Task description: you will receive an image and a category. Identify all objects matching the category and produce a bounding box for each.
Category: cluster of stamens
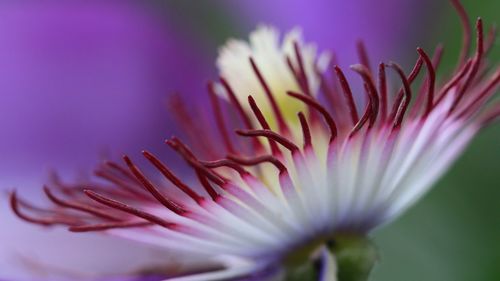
[10,0,499,261]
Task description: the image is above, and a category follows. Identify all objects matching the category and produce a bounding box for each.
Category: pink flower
[11,1,498,280]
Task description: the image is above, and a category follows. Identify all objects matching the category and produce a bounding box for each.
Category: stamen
[10,191,81,226]
[416,48,436,116]
[14,194,61,214]
[431,44,445,71]
[315,63,338,113]
[298,112,312,149]
[228,155,287,174]
[219,77,254,130]
[288,47,320,124]
[43,186,123,221]
[48,176,131,201]
[411,45,444,117]
[287,91,338,141]
[70,221,152,232]
[249,57,289,133]
[248,96,282,156]
[320,54,347,118]
[94,170,151,201]
[388,57,423,122]
[169,94,217,159]
[356,40,372,74]
[451,0,471,69]
[480,103,500,127]
[349,102,372,137]
[435,59,473,106]
[48,171,88,192]
[484,24,497,55]
[195,170,219,201]
[450,18,484,113]
[103,161,140,183]
[123,155,186,215]
[208,81,236,155]
[247,96,273,130]
[286,56,299,79]
[201,159,248,176]
[167,137,196,158]
[167,138,227,186]
[293,41,312,97]
[142,151,204,204]
[84,190,177,230]
[333,66,359,125]
[459,69,500,117]
[378,63,388,121]
[387,62,413,128]
[350,64,380,126]
[236,129,299,152]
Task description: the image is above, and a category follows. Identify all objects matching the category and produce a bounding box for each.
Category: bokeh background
[0,0,497,280]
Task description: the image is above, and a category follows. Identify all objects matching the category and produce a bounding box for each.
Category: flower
[11,1,499,280]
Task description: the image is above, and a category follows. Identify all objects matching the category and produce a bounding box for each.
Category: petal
[166,257,283,281]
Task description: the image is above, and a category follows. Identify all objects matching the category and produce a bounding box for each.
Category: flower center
[284,237,327,267]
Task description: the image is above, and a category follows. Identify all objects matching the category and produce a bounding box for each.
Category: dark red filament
[219,77,254,130]
[228,154,287,174]
[350,64,379,126]
[123,155,186,215]
[417,48,436,115]
[142,150,204,204]
[378,63,388,121]
[236,129,299,152]
[249,57,290,134]
[287,91,338,142]
[70,221,152,233]
[84,190,176,230]
[449,18,484,113]
[43,186,123,221]
[451,0,471,70]
[334,65,359,124]
[208,81,236,155]
[387,62,413,128]
[248,95,282,156]
[356,40,372,74]
[167,138,227,187]
[201,159,248,176]
[388,57,423,122]
[298,112,312,148]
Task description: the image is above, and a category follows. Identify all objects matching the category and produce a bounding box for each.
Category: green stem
[329,235,378,281]
[284,235,377,281]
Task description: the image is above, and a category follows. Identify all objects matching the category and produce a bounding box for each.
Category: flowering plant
[11,0,498,280]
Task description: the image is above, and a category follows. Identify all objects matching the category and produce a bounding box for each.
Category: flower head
[11,1,499,280]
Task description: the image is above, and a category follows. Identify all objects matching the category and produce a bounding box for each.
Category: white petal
[166,257,283,281]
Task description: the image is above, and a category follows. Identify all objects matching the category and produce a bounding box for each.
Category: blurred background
[0,0,497,280]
